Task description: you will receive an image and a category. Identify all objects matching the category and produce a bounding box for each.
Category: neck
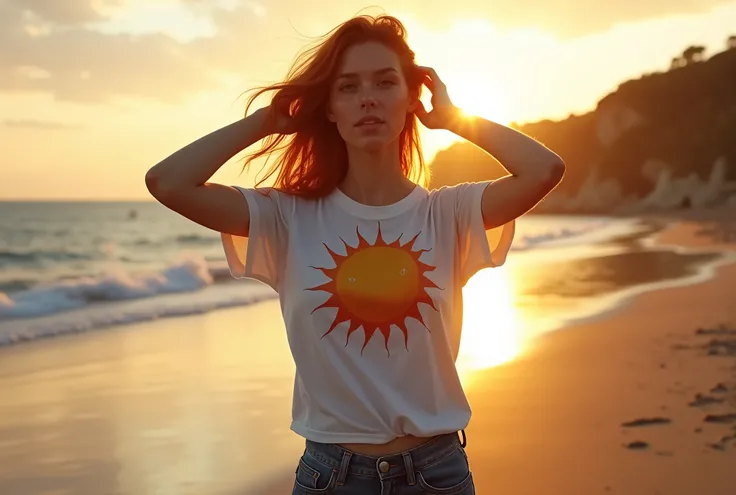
[340,141,415,206]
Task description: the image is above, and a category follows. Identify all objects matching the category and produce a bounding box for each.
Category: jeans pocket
[416,446,474,494]
[293,450,337,494]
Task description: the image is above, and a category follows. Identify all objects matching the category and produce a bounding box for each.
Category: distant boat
[128,209,137,220]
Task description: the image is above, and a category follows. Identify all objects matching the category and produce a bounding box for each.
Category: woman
[146,14,564,495]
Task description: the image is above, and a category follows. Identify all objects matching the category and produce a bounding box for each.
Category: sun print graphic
[306,225,441,355]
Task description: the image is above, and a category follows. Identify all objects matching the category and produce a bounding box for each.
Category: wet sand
[1,213,735,494]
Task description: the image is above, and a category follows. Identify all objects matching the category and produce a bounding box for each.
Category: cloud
[3,118,82,129]
[6,0,121,25]
[0,0,731,104]
[0,0,222,102]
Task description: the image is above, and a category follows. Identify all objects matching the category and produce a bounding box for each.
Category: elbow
[529,157,565,197]
[544,156,566,189]
[145,167,177,201]
[144,168,162,198]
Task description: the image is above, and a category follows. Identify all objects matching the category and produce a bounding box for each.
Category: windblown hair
[242,14,427,198]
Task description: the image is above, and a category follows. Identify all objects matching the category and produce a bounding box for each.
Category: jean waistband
[304,430,466,483]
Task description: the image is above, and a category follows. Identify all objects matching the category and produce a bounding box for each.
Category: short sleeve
[451,181,515,285]
[220,187,291,290]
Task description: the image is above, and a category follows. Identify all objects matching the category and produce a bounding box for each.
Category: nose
[360,90,378,109]
[360,97,377,109]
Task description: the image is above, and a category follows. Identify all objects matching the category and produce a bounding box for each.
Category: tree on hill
[728,35,736,50]
[682,45,706,64]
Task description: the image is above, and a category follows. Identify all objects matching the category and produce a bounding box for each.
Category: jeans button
[378,461,390,473]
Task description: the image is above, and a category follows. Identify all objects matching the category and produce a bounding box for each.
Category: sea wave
[0,257,222,320]
[511,217,644,251]
[0,283,277,347]
[0,248,94,265]
[0,216,647,347]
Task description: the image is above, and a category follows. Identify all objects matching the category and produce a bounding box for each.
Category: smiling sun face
[306,226,439,355]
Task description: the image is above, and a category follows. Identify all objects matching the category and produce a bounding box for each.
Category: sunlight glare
[448,77,512,126]
[456,265,521,373]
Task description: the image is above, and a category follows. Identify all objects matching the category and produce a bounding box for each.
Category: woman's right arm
[145,108,271,237]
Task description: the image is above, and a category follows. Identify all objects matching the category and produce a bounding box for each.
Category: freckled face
[327,42,416,151]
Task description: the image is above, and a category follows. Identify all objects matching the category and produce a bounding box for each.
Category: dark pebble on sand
[622,417,672,427]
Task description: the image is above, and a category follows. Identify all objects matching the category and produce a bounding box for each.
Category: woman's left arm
[415,67,566,229]
[446,115,566,229]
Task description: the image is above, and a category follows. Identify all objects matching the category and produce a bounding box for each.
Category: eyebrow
[335,67,399,80]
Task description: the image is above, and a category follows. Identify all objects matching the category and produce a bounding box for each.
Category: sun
[306,225,440,355]
[445,77,512,125]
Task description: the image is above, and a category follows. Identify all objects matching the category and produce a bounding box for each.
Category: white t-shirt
[221,182,515,444]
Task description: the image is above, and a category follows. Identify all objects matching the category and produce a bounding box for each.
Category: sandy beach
[1,212,735,495]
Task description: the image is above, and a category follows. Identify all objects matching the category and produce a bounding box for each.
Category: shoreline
[503,215,731,347]
[540,219,736,333]
[0,214,725,354]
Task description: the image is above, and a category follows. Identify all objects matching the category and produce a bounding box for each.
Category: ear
[407,97,419,114]
[325,104,336,122]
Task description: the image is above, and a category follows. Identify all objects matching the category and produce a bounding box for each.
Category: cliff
[428,41,736,214]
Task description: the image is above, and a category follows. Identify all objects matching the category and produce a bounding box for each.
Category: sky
[1,0,735,200]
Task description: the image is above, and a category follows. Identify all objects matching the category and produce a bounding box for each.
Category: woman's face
[327,41,417,152]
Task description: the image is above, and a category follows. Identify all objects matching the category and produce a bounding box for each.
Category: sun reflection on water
[456,265,522,376]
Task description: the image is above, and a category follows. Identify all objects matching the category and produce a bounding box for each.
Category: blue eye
[340,84,356,92]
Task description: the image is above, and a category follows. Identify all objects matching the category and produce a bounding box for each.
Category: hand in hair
[414,66,462,130]
[258,104,297,135]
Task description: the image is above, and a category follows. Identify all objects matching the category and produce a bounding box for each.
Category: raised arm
[447,116,565,229]
[145,107,279,237]
[415,66,565,229]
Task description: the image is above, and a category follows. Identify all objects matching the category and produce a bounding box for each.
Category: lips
[355,116,384,127]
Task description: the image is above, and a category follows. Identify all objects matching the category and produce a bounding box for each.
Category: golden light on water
[456,265,522,373]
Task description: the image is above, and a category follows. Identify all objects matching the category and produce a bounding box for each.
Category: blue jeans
[292,431,474,495]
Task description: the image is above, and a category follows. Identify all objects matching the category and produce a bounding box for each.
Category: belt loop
[459,429,467,448]
[336,450,352,486]
[402,452,416,486]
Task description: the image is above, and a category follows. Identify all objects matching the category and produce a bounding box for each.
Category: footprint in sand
[621,417,672,427]
[695,327,736,336]
[688,393,725,407]
[710,383,729,394]
[624,440,649,450]
[703,413,736,424]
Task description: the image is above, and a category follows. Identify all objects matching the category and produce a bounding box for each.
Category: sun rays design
[306,224,440,355]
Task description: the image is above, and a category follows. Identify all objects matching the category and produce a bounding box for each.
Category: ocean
[0,200,654,347]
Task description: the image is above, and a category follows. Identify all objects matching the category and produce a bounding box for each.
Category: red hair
[242,14,427,199]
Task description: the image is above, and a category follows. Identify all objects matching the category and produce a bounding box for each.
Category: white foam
[0,257,215,319]
[512,216,649,252]
[0,282,278,347]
